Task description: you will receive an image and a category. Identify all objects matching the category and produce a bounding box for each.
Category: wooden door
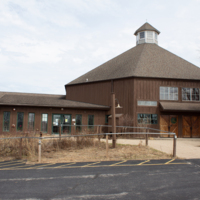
[160,115,178,137]
[192,116,200,137]
[160,115,169,137]
[170,115,178,137]
[182,116,191,137]
[183,116,200,138]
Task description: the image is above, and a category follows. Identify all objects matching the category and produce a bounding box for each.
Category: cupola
[134,22,160,45]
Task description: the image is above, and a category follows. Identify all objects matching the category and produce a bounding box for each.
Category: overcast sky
[0,0,200,94]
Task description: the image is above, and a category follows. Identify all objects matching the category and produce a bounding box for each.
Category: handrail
[0,131,175,140]
[59,124,173,134]
[0,130,177,160]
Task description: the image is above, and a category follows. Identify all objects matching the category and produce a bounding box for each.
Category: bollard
[106,134,108,159]
[173,134,177,157]
[38,140,41,163]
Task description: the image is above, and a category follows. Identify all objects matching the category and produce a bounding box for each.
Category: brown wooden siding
[66,81,112,106]
[66,78,134,117]
[134,77,200,132]
[66,77,200,134]
[0,106,106,135]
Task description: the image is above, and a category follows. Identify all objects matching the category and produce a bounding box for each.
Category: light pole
[111,92,122,148]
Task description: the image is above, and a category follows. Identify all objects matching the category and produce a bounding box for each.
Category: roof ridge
[66,47,135,85]
[0,91,64,97]
[0,93,6,99]
[157,45,200,69]
[133,44,147,73]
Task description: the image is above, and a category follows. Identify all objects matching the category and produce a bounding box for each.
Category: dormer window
[140,32,145,39]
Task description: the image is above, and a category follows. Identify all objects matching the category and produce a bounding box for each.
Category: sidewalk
[108,138,200,159]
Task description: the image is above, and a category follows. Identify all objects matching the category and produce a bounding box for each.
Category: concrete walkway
[109,138,200,159]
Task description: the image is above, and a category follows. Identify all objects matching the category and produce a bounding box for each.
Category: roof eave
[0,103,110,110]
[66,75,200,86]
[134,29,160,36]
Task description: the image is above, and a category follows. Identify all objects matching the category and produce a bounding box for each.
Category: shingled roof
[134,22,160,35]
[67,43,200,85]
[0,92,109,110]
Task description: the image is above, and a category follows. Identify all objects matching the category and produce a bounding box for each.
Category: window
[138,101,157,106]
[105,115,110,124]
[41,114,48,132]
[28,113,35,131]
[17,112,24,131]
[147,31,153,39]
[76,114,82,132]
[137,114,158,124]
[182,88,200,101]
[140,32,145,39]
[3,112,10,132]
[160,87,178,100]
[88,115,94,129]
[155,33,158,40]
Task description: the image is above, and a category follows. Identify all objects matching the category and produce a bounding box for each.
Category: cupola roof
[134,22,160,35]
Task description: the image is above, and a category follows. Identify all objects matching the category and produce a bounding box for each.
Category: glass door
[52,114,71,134]
[52,114,61,134]
[62,115,71,134]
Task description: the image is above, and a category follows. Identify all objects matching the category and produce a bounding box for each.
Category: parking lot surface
[0,159,199,200]
[0,158,189,170]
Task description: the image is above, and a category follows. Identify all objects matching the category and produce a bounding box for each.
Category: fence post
[111,93,116,148]
[19,138,22,158]
[146,131,148,146]
[97,125,99,135]
[106,134,108,159]
[173,134,177,157]
[38,139,41,163]
[146,129,148,146]
[98,126,101,142]
[59,124,62,140]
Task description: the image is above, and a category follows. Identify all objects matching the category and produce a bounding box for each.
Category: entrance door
[52,114,71,134]
[62,115,71,134]
[52,114,61,134]
[160,115,178,137]
[182,116,200,138]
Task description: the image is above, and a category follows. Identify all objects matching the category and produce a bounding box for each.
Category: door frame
[52,114,71,134]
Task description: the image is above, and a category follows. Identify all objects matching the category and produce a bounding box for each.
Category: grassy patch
[0,133,172,163]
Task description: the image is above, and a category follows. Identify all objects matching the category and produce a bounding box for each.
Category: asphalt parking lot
[0,159,199,200]
[0,158,189,170]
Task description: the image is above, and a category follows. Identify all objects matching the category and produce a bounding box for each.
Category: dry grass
[0,132,172,163]
[0,132,101,161]
[0,132,38,160]
[38,141,172,163]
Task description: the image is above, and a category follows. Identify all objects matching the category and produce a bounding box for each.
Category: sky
[0,0,200,95]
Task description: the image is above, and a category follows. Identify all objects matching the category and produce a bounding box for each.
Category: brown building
[1,22,200,137]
